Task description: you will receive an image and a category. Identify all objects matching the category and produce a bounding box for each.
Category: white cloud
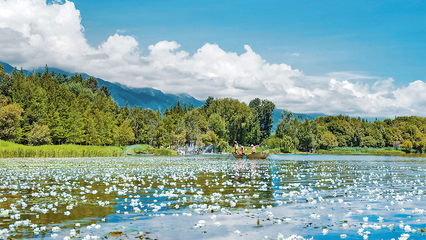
[0,0,424,118]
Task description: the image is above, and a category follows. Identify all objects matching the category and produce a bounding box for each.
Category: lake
[0,154,425,239]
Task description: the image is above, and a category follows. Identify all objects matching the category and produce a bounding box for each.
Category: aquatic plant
[0,155,425,239]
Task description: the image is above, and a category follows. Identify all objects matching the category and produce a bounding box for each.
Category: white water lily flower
[399,233,410,240]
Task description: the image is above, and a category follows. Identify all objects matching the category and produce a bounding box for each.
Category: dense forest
[0,64,425,153]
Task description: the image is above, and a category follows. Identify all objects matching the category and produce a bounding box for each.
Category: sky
[0,0,425,117]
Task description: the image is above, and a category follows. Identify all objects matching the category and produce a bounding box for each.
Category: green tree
[203,96,214,116]
[26,124,51,146]
[206,98,254,145]
[298,118,315,152]
[360,136,377,147]
[276,110,301,153]
[0,64,13,99]
[319,131,338,150]
[401,139,413,152]
[49,111,68,144]
[249,98,275,143]
[264,135,293,153]
[115,119,135,147]
[208,113,227,139]
[68,100,86,144]
[413,133,426,153]
[215,138,229,152]
[0,96,23,141]
[84,76,98,92]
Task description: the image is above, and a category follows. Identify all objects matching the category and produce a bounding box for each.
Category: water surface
[0,154,425,239]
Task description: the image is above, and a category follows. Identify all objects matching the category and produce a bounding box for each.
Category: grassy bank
[259,146,417,155]
[316,147,408,155]
[0,140,124,158]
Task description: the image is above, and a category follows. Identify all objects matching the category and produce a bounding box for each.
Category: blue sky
[72,0,425,85]
[0,0,425,117]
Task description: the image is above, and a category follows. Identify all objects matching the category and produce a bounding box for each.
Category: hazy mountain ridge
[1,61,387,130]
[0,61,205,111]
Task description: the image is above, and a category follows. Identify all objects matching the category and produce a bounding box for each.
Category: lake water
[0,154,425,239]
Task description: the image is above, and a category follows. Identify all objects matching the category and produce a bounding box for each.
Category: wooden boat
[232,150,269,159]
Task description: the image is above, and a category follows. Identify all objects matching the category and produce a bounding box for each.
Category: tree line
[270,110,426,153]
[0,64,425,153]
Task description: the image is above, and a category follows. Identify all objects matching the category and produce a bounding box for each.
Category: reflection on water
[0,155,425,239]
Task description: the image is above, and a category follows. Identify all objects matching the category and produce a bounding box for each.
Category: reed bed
[0,140,124,158]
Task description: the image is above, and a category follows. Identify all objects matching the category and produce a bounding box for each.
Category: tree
[0,96,23,141]
[298,118,315,152]
[26,124,51,146]
[68,107,85,144]
[319,131,338,150]
[360,136,377,148]
[249,98,275,143]
[401,140,413,152]
[264,135,293,153]
[50,110,69,144]
[206,98,254,144]
[326,118,352,147]
[203,96,214,116]
[99,112,115,146]
[115,119,135,147]
[99,85,111,97]
[84,77,98,93]
[183,109,208,146]
[0,64,13,99]
[413,133,426,153]
[208,113,227,139]
[215,138,229,152]
[276,110,301,153]
[85,117,99,145]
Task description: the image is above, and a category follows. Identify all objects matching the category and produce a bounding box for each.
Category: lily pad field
[0,154,425,240]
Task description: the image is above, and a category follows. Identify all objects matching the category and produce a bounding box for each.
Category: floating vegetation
[0,155,425,239]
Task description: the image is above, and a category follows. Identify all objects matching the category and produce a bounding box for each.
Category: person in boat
[240,145,246,155]
[233,141,239,154]
[251,144,256,154]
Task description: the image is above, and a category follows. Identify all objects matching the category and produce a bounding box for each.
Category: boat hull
[232,150,269,159]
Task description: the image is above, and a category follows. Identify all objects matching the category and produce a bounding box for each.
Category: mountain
[0,61,205,110]
[272,109,327,132]
[2,61,343,130]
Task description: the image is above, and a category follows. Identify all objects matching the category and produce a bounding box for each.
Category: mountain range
[1,61,332,131]
[0,61,205,111]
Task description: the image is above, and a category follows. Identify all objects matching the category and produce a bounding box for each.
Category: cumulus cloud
[0,0,424,118]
